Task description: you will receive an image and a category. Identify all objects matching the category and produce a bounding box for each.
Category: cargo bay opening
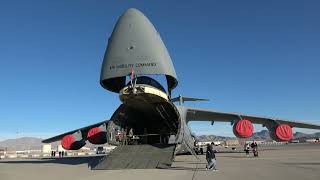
[107,103,180,145]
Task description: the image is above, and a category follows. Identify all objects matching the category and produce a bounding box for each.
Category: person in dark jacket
[251,141,258,157]
[206,143,218,171]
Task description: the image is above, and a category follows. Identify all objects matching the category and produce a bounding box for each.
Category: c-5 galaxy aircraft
[43,8,320,169]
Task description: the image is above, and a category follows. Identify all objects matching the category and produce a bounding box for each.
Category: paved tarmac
[0,144,319,180]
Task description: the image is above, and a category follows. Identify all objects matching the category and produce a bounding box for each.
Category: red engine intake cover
[61,134,75,150]
[233,119,254,138]
[275,124,293,141]
[87,127,107,144]
[61,134,85,150]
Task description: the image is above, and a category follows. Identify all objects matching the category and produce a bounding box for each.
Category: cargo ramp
[91,144,176,170]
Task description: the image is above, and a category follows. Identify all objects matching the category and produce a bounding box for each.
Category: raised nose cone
[100,8,178,93]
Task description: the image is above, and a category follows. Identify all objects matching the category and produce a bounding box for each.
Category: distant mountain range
[0,131,319,151]
[0,137,43,151]
[292,132,320,141]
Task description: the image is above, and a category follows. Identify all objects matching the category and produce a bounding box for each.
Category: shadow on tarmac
[0,157,210,171]
[157,164,208,171]
[0,156,105,168]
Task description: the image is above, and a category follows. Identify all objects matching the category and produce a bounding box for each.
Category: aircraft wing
[186,107,320,129]
[42,120,108,143]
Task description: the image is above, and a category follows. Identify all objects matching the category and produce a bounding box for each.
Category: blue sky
[0,0,320,140]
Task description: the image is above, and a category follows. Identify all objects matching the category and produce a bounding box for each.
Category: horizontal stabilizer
[171,95,209,104]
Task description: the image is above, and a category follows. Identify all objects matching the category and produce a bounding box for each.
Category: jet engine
[269,124,293,142]
[233,119,254,138]
[61,131,86,150]
[87,123,108,144]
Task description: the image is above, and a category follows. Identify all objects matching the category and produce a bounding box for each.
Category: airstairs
[91,144,176,170]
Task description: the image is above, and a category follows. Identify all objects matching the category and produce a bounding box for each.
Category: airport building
[42,144,51,154]
[197,141,222,146]
[225,140,240,146]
